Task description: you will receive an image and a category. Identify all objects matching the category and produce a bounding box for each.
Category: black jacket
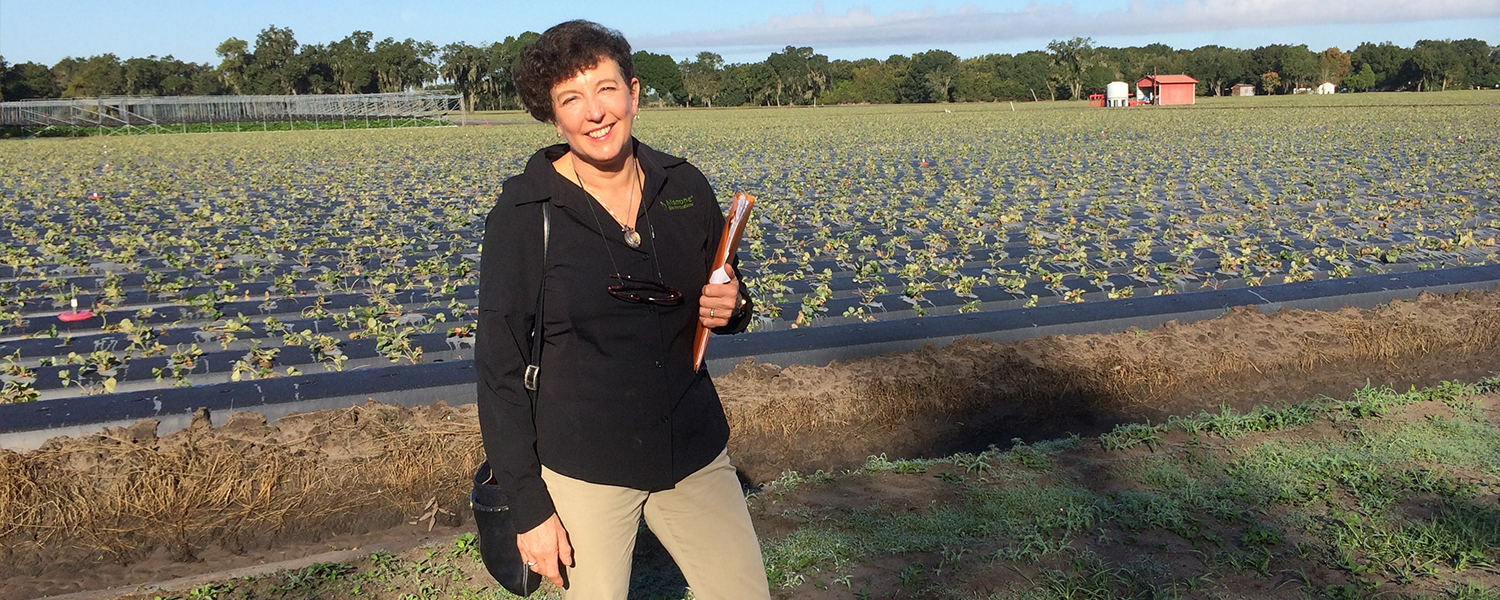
[476,140,753,533]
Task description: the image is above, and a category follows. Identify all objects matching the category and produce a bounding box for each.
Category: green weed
[1100,422,1164,451]
[270,561,354,592]
[451,532,479,558]
[184,583,233,600]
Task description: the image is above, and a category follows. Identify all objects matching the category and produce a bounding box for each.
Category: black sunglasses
[608,274,683,306]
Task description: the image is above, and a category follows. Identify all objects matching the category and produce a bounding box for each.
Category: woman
[475,20,770,600]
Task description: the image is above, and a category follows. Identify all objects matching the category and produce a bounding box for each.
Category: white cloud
[634,0,1500,51]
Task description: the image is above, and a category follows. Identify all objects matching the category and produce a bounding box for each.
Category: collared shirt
[475,140,752,533]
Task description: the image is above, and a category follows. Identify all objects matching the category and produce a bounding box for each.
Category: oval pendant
[623,227,642,248]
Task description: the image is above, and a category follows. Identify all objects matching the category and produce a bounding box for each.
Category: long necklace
[571,153,643,248]
[583,190,669,294]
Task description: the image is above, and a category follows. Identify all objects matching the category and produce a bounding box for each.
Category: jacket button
[655,361,662,368]
[660,415,670,423]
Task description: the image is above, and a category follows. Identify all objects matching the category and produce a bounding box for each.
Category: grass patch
[757,377,1500,598]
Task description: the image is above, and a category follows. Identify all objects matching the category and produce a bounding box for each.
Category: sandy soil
[3,287,1498,600]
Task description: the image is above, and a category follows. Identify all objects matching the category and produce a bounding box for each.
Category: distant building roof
[1137,75,1199,86]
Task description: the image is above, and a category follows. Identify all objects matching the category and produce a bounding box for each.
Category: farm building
[1231,83,1256,96]
[1317,82,1337,94]
[1137,74,1198,105]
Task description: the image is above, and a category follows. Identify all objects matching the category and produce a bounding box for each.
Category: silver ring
[710,309,716,318]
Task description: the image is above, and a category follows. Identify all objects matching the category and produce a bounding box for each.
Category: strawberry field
[2,92,1498,405]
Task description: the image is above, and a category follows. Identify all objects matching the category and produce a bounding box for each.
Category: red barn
[1136,74,1198,105]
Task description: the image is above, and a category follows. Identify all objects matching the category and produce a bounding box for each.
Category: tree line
[2,26,1495,107]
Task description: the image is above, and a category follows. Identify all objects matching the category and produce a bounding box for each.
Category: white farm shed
[1316,82,1337,95]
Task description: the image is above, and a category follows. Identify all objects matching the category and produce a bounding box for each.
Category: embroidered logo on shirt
[662,196,695,211]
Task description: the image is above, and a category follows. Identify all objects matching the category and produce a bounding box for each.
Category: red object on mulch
[58,311,95,322]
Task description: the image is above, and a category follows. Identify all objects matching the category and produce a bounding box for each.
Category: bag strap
[522,201,550,393]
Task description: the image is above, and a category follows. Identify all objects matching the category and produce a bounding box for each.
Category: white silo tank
[1106,81,1129,107]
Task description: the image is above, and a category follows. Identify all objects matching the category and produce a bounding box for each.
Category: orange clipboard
[692,192,755,369]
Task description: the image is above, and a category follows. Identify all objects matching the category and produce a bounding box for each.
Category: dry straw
[0,402,482,562]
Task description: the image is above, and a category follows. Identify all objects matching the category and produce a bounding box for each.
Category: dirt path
[3,287,1498,600]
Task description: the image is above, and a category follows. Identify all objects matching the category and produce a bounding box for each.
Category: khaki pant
[540,449,771,600]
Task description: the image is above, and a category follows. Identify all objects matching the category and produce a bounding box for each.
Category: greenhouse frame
[0,92,462,133]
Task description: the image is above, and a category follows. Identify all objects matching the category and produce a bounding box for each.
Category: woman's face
[550,56,640,168]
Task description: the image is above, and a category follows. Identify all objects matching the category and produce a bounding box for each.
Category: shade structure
[0,93,460,128]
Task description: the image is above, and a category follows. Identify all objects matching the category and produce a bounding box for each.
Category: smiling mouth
[586,124,614,140]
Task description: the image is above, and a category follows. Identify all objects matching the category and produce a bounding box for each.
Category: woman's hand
[699,267,740,329]
[517,513,572,588]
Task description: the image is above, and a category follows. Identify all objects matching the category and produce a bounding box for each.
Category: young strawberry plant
[1,100,1497,404]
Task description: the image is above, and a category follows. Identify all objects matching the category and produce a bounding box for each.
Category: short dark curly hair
[515,20,635,123]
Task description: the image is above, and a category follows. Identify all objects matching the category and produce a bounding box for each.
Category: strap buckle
[523,364,539,391]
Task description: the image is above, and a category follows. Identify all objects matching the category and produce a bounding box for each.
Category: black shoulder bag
[470,201,550,596]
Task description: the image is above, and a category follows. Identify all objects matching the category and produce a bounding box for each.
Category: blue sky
[2,0,1497,67]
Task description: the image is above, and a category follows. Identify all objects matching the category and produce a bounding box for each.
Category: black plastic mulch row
[21,327,474,391]
[4,286,478,336]
[5,263,1499,434]
[0,359,476,433]
[710,263,1500,359]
